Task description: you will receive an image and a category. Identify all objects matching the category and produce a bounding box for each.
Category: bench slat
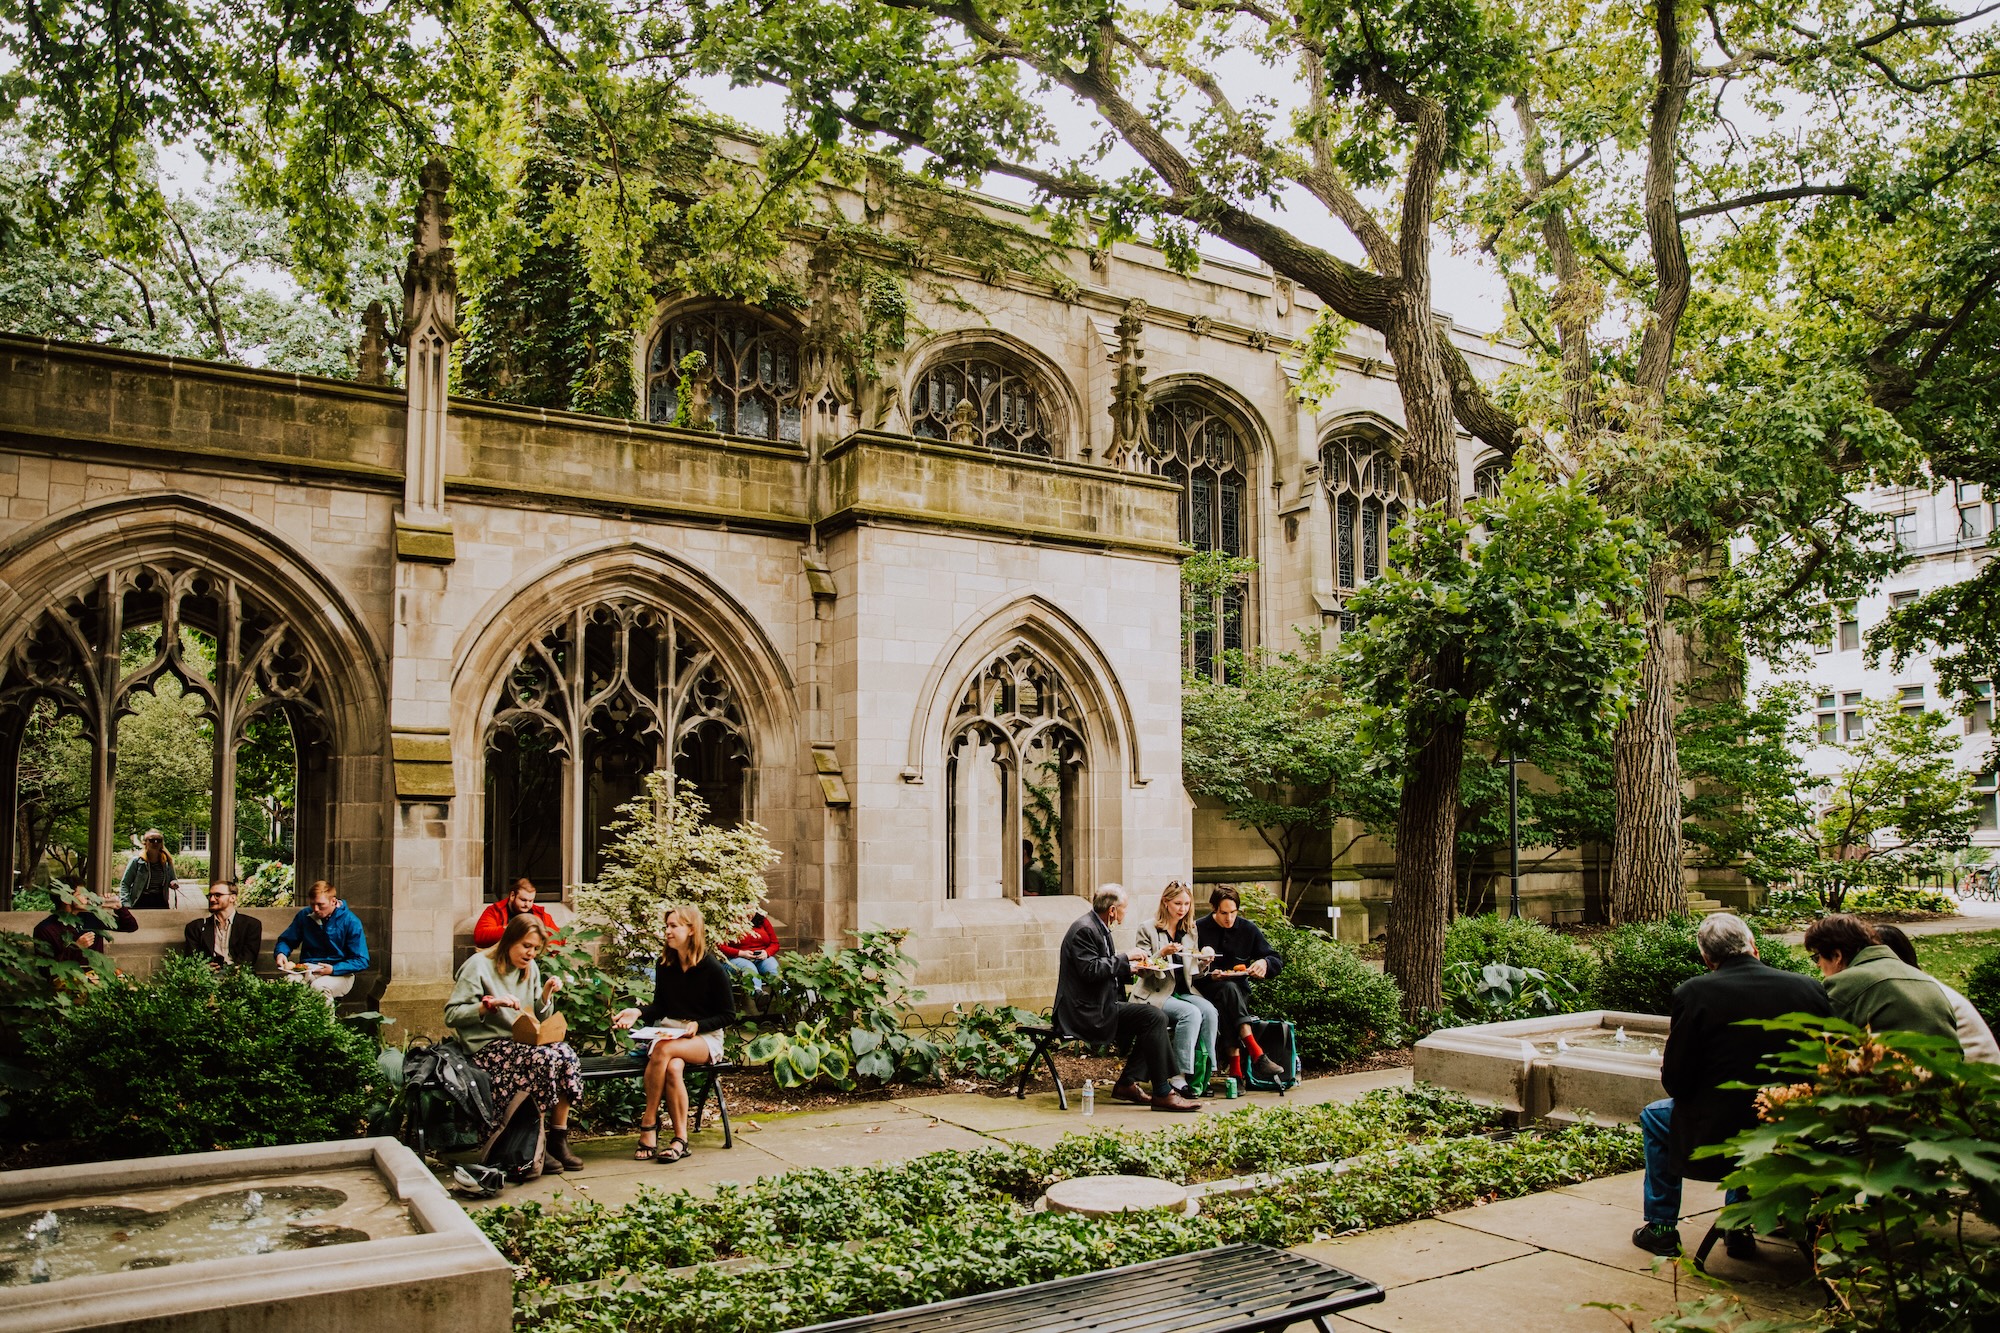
[781,1243,1382,1333]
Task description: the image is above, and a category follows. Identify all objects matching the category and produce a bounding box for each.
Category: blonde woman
[122,829,176,909]
[1134,881,1219,1094]
[612,904,737,1164]
[444,914,585,1173]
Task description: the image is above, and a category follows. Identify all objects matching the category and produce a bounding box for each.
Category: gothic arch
[1143,372,1279,481]
[633,299,810,441]
[903,591,1142,789]
[902,328,1082,460]
[908,595,1142,904]
[0,494,388,932]
[452,540,803,894]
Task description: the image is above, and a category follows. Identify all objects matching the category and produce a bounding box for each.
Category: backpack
[394,1038,496,1156]
[479,1090,545,1182]
[1241,1018,1300,1094]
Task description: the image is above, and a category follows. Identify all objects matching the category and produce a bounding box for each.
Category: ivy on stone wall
[455,103,1066,419]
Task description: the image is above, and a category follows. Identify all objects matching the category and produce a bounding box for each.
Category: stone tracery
[0,562,331,900]
[910,350,1056,456]
[1150,396,1251,677]
[483,599,753,893]
[944,645,1086,900]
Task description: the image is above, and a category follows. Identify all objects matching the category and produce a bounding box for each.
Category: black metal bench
[780,1242,1384,1332]
[1013,1011,1206,1111]
[577,1053,738,1149]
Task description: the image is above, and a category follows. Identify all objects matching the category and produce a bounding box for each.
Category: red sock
[1229,1051,1243,1078]
[1242,1032,1265,1059]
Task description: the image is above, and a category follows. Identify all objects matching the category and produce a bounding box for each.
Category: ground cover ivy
[480,1087,1641,1331]
[492,1111,1640,1332]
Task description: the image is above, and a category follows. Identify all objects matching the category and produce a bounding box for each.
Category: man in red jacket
[472,878,559,948]
[720,912,782,992]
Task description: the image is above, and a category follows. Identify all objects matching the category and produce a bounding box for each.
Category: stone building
[0,164,1524,1024]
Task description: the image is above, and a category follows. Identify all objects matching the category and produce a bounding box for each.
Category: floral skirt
[473,1039,583,1114]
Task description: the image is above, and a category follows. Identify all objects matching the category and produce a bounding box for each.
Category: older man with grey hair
[1052,884,1201,1111]
[1632,912,1832,1259]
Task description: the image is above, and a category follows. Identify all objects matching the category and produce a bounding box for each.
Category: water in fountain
[0,1188,372,1286]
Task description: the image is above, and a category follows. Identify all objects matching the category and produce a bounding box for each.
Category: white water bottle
[1081,1079,1095,1116]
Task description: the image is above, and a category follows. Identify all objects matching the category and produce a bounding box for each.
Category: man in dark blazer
[1054,885,1201,1111]
[183,880,262,969]
[1633,912,1832,1259]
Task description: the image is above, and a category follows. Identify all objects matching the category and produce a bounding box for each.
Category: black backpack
[392,1038,496,1156]
[479,1090,545,1182]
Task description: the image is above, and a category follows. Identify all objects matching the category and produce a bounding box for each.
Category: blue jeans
[1160,993,1219,1082]
[1641,1098,1747,1227]
[725,956,780,992]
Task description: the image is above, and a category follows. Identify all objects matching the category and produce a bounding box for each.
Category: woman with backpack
[612,904,737,1165]
[444,914,586,1174]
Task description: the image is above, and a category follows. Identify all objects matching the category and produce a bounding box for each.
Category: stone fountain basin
[1414,1010,1668,1126]
[0,1138,510,1333]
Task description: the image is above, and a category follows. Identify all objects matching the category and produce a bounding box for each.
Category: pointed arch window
[910,350,1055,456]
[646,308,803,442]
[945,646,1087,900]
[484,601,752,898]
[0,565,331,905]
[1324,436,1413,625]
[1472,457,1506,501]
[1150,398,1251,679]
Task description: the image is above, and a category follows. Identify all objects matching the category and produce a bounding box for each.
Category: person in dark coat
[1194,886,1287,1082]
[182,880,262,969]
[33,882,139,967]
[1632,912,1833,1259]
[1053,885,1201,1111]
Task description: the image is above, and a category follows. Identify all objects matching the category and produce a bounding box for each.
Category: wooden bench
[780,1242,1384,1332]
[1548,908,1586,926]
[577,1053,738,1149]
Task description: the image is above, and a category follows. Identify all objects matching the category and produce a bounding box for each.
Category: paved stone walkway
[478,1065,1416,1212]
[1300,1172,1819,1329]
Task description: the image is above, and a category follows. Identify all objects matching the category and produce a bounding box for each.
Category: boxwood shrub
[23,953,379,1157]
[1237,889,1403,1065]
[1443,914,1599,1003]
[1591,916,1814,1015]
[1965,949,2000,1027]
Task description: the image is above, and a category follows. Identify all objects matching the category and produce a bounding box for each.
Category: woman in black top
[612,904,736,1163]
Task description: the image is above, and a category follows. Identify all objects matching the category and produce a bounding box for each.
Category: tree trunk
[1386,679,1467,1018]
[1375,275,1469,1017]
[1612,562,1687,921]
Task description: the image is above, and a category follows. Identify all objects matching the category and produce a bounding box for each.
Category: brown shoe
[1109,1081,1153,1106]
[1150,1091,1203,1112]
[546,1126,585,1172]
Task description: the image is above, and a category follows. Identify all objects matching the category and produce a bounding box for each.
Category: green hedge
[1443,915,1599,1001]
[1238,890,1404,1064]
[1966,950,2000,1027]
[1590,917,1814,1015]
[23,953,378,1156]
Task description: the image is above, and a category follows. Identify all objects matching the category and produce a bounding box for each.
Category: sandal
[632,1121,660,1161]
[657,1135,690,1164]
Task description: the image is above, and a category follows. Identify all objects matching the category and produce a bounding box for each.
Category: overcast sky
[688,73,1512,334]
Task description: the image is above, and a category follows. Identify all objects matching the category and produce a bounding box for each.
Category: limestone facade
[0,192,1528,1021]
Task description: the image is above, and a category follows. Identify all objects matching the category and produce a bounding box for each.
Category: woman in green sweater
[445,914,586,1172]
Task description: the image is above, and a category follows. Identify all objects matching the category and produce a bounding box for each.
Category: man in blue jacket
[274,879,369,1002]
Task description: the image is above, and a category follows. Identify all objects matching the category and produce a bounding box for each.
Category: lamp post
[1507,749,1521,920]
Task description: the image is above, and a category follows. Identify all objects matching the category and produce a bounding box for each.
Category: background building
[0,164,1533,1023]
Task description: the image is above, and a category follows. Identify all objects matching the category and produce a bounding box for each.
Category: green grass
[1913,928,2000,993]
